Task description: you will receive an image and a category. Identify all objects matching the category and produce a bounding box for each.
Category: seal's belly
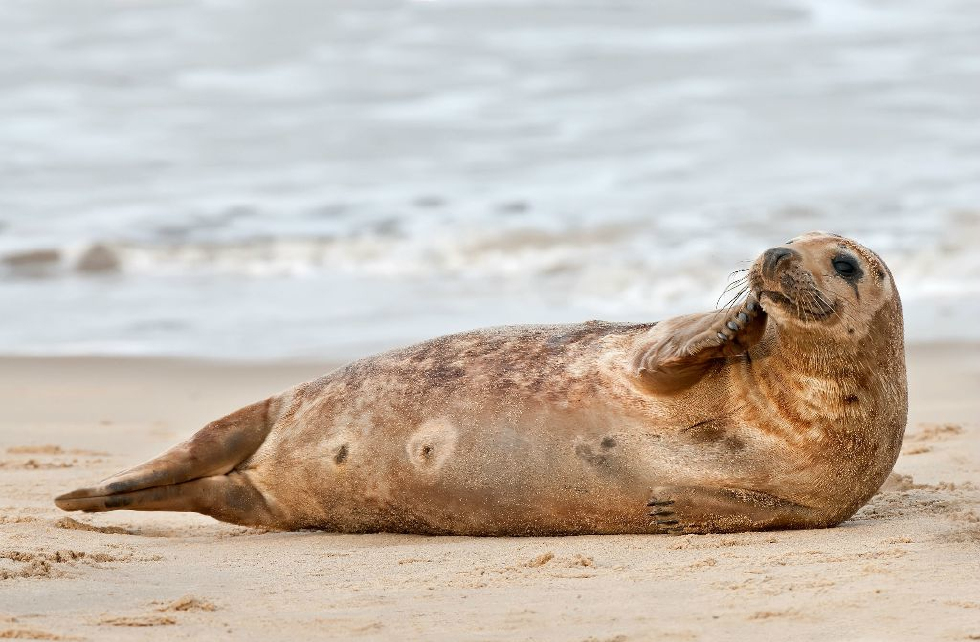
[252,405,669,534]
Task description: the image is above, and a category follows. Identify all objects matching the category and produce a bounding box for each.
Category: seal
[55,231,907,535]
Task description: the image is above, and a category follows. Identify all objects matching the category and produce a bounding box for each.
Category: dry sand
[0,347,978,641]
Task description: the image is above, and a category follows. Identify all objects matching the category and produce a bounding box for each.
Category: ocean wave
[1,0,979,358]
[2,213,977,297]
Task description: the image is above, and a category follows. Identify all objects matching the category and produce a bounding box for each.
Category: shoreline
[0,337,974,365]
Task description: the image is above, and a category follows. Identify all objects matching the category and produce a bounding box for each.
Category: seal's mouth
[758,289,791,309]
[748,264,836,323]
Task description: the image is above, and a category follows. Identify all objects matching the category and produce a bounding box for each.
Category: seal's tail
[54,397,280,527]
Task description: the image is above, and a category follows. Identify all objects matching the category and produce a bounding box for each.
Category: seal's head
[748,231,901,341]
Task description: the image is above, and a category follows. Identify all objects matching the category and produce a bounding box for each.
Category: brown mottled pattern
[245,321,671,534]
[55,231,908,536]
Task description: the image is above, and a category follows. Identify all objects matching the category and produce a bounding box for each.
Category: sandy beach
[2,0,978,639]
[0,345,977,641]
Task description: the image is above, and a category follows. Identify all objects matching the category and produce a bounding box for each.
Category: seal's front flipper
[631,296,766,394]
[55,397,280,527]
[646,485,831,534]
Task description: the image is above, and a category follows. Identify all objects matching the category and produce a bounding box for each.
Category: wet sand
[0,346,978,641]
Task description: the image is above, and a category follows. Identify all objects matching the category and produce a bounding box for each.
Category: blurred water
[1,0,978,360]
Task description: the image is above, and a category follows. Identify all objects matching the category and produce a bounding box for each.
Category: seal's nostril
[762,247,794,275]
[766,248,792,263]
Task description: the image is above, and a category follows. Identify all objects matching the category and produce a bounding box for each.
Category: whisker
[720,286,749,314]
[722,275,749,294]
[815,289,835,312]
[720,273,748,289]
[803,290,818,323]
[715,275,749,307]
[719,280,748,298]
[810,288,836,320]
[815,275,849,324]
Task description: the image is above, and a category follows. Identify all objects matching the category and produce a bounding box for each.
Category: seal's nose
[762,247,797,277]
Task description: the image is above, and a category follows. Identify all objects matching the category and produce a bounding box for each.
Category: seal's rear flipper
[55,472,277,527]
[54,397,279,527]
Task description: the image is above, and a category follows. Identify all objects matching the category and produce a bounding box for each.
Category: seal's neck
[742,317,906,436]
[756,325,866,379]
[753,304,906,384]
[730,302,908,520]
[742,309,908,459]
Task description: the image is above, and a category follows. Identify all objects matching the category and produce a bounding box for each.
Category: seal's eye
[833,256,857,277]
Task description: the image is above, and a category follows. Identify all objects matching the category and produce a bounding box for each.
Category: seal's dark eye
[833,257,857,277]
